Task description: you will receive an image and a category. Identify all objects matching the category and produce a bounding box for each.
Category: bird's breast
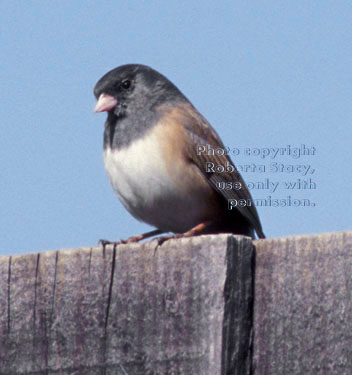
[103,122,218,233]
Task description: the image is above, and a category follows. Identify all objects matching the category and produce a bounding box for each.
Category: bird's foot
[152,221,212,252]
[98,236,147,247]
[154,233,182,247]
[98,239,123,247]
[98,229,165,247]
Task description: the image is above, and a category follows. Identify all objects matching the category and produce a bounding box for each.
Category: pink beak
[94,93,118,113]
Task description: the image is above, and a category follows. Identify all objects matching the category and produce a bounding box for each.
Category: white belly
[103,131,208,233]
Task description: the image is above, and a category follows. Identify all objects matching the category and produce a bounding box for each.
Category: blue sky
[1,1,351,255]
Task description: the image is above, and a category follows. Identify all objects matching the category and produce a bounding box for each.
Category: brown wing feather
[172,103,265,239]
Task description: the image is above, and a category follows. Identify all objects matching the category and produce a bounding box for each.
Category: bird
[93,64,265,245]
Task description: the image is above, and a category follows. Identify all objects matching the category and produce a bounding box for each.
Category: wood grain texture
[253,231,352,375]
[0,234,254,375]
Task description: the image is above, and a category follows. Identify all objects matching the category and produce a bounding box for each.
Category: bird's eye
[121,79,131,90]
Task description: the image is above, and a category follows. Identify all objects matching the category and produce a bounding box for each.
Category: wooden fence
[0,231,351,374]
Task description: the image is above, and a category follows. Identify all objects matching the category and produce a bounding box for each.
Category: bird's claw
[98,239,122,247]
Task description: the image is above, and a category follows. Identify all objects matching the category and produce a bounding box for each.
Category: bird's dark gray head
[94,64,187,118]
[94,64,188,149]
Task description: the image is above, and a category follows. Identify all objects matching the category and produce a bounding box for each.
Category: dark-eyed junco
[94,64,265,244]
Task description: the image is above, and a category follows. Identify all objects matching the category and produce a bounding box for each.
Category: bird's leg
[99,221,212,251]
[122,229,165,243]
[181,221,212,237]
[99,229,165,247]
[154,221,212,249]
